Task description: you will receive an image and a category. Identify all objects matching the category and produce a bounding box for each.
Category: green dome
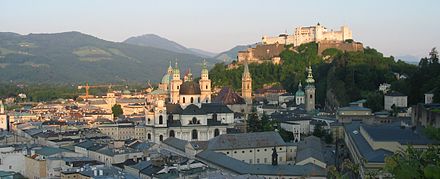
[295,89,304,96]
[161,73,172,84]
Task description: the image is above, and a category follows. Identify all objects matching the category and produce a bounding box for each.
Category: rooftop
[207,132,286,150]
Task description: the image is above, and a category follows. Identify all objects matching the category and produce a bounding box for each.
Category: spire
[243,60,251,79]
[187,68,193,81]
[201,59,208,75]
[167,61,173,74]
[298,81,302,88]
[306,65,315,84]
[173,60,180,74]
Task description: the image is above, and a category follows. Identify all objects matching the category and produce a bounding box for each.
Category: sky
[1,0,439,60]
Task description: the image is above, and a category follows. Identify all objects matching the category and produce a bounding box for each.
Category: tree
[111,104,123,119]
[385,145,440,179]
[325,132,334,144]
[247,112,262,132]
[429,47,439,64]
[313,124,325,138]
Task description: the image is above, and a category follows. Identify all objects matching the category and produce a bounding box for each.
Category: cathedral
[144,60,241,143]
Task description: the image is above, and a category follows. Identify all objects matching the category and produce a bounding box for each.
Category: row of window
[226,147,284,154]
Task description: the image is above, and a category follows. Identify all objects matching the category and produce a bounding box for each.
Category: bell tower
[305,65,316,112]
[199,60,212,103]
[242,61,252,104]
[170,61,182,104]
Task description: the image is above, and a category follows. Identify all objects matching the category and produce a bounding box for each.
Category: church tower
[199,60,212,103]
[242,61,252,104]
[0,100,8,131]
[305,65,316,112]
[170,62,182,104]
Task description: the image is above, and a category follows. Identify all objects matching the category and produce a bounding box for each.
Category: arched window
[205,85,208,89]
[192,117,198,124]
[159,115,163,124]
[168,114,173,123]
[192,129,198,140]
[183,97,186,103]
[147,118,151,124]
[214,128,220,137]
[159,135,163,141]
[190,97,194,103]
[310,94,313,99]
[147,133,151,140]
[169,130,175,137]
[247,84,250,89]
[212,113,218,120]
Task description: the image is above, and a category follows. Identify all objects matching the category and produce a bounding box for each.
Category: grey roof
[129,160,152,170]
[196,151,326,176]
[116,98,145,104]
[162,137,188,151]
[201,103,233,113]
[182,104,206,115]
[344,121,394,163]
[166,104,183,114]
[362,123,438,145]
[338,106,372,112]
[296,136,325,163]
[207,132,286,150]
[75,140,106,151]
[35,147,71,156]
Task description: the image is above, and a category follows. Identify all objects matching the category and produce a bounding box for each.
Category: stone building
[262,23,352,47]
[384,91,407,111]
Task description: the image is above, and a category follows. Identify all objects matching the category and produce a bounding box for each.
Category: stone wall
[318,40,363,54]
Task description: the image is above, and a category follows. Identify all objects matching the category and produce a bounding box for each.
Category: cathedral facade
[144,61,234,143]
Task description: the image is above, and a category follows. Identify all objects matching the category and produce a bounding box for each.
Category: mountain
[123,34,215,58]
[0,31,219,84]
[214,44,257,62]
[188,48,216,58]
[396,55,421,64]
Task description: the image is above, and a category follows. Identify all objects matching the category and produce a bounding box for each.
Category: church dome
[295,89,304,96]
[179,81,201,95]
[161,73,172,84]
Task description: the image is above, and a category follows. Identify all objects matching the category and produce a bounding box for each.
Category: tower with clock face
[154,100,167,127]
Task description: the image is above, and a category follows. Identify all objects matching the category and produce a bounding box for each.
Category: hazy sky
[1,0,439,60]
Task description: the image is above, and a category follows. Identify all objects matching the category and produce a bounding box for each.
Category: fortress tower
[242,61,253,104]
[199,60,212,103]
[305,65,316,112]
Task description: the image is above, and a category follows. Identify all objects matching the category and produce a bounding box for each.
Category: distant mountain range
[0,32,220,84]
[123,34,216,58]
[396,55,421,65]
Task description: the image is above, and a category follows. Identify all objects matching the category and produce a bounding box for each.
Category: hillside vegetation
[0,32,219,84]
[209,43,440,111]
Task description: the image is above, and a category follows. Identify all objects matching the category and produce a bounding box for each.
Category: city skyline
[1,0,439,60]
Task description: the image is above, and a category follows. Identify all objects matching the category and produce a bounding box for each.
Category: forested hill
[209,43,440,111]
[0,31,219,84]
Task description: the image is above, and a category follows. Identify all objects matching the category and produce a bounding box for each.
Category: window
[242,151,245,153]
[257,158,260,163]
[205,85,208,89]
[234,151,237,154]
[226,152,230,154]
[192,117,198,124]
[198,97,200,103]
[279,148,282,151]
[191,97,194,103]
[183,97,186,103]
[257,149,260,152]
[148,133,151,140]
[310,94,313,98]
[159,135,163,141]
[264,158,267,163]
[159,115,163,124]
[264,149,267,151]
[192,129,198,140]
[250,150,252,152]
[212,113,218,120]
[249,159,252,164]
[148,118,151,123]
[214,128,220,137]
[169,130,175,137]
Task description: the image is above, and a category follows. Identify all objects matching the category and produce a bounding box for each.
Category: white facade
[0,146,26,174]
[384,95,408,110]
[425,93,434,104]
[262,24,353,47]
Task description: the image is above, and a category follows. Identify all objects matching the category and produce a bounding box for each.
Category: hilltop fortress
[262,23,352,46]
[237,23,363,64]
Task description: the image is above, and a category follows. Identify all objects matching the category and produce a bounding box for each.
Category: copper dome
[179,81,201,95]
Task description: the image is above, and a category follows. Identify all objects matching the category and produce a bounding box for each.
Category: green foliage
[324,132,334,144]
[313,124,325,138]
[0,32,219,83]
[247,112,262,132]
[111,104,123,119]
[385,145,440,179]
[423,126,440,142]
[210,43,436,109]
